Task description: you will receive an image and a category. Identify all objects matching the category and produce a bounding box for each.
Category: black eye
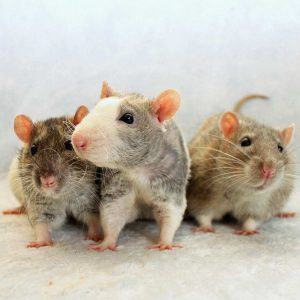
[240,137,252,147]
[65,140,73,151]
[119,113,134,124]
[278,144,284,153]
[31,145,38,156]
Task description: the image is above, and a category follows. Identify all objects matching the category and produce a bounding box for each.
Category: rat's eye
[278,144,284,153]
[65,140,73,151]
[119,113,134,124]
[240,137,252,147]
[30,144,38,156]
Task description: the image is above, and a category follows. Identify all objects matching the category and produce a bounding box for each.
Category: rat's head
[72,82,180,169]
[217,111,294,192]
[15,106,90,198]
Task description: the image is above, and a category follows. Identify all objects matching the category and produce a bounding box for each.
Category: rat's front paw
[192,226,215,233]
[276,212,296,218]
[149,243,183,251]
[88,241,117,252]
[234,230,259,236]
[27,241,53,248]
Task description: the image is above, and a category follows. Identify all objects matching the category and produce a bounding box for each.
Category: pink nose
[261,166,276,179]
[72,133,88,151]
[40,176,56,188]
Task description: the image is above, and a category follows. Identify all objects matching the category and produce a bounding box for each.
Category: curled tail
[233,94,269,113]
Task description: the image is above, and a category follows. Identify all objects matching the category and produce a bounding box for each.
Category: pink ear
[219,112,239,138]
[14,115,33,143]
[152,89,181,122]
[280,124,295,145]
[73,105,89,125]
[100,81,115,99]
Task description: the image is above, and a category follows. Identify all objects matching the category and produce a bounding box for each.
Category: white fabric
[1,174,300,300]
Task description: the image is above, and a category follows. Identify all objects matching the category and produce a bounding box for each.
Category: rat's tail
[233,94,269,114]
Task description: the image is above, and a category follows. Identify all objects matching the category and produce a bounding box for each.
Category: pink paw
[88,243,117,252]
[234,230,259,236]
[148,243,183,251]
[192,226,215,233]
[27,241,53,248]
[2,206,25,215]
[276,212,296,218]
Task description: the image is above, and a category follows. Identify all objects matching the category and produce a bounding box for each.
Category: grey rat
[4,106,102,247]
[71,82,190,251]
[187,95,295,235]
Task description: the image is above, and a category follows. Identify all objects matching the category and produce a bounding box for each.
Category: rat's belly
[134,185,154,206]
[133,183,157,219]
[230,192,269,219]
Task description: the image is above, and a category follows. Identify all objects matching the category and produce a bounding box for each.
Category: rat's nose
[40,176,56,188]
[72,133,88,151]
[261,165,276,179]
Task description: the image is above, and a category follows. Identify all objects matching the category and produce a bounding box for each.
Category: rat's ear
[280,123,295,145]
[14,115,33,143]
[152,89,181,123]
[100,81,115,99]
[73,105,89,125]
[219,112,239,138]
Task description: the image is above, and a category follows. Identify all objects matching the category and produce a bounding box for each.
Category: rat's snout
[72,133,89,151]
[260,164,276,179]
[40,176,57,189]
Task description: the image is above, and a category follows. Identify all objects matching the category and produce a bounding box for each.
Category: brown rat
[5,106,102,247]
[187,95,295,235]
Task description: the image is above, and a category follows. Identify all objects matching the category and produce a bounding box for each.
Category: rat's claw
[276,212,296,218]
[2,206,25,215]
[192,226,215,233]
[27,241,53,248]
[234,230,259,236]
[149,243,183,251]
[88,242,117,252]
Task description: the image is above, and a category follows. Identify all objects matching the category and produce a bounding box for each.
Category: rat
[4,106,102,247]
[71,82,190,251]
[187,94,295,235]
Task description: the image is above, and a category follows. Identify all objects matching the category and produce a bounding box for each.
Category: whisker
[189,146,246,165]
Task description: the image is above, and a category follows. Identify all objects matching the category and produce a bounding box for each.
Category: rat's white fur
[73,96,124,168]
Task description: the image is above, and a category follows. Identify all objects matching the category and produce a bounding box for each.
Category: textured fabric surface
[1,174,300,300]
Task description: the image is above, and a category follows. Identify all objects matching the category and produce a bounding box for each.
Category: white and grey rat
[4,106,102,247]
[71,82,190,251]
[187,95,295,235]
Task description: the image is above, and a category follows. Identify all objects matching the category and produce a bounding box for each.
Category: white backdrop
[1,0,300,172]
